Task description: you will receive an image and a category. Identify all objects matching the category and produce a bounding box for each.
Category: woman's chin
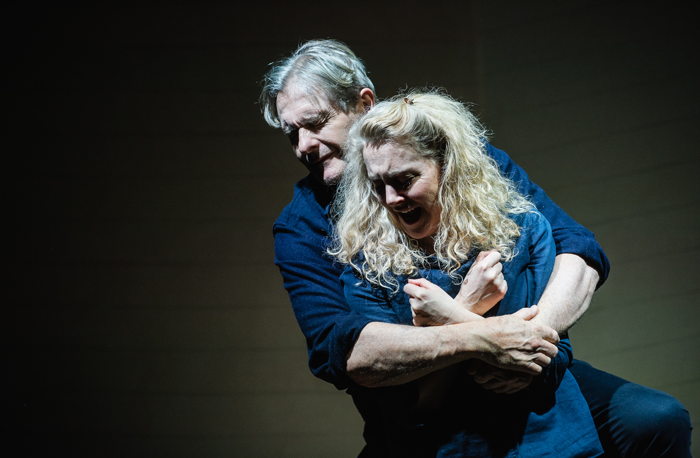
[403,227,435,247]
[402,226,422,240]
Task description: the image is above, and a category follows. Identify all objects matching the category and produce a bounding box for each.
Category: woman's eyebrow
[368,168,417,181]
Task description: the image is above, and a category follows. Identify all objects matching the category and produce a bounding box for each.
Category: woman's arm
[405,212,567,395]
[406,278,483,326]
[343,257,560,388]
[405,250,508,326]
[469,213,577,395]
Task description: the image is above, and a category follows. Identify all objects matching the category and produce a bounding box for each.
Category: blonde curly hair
[330,90,535,290]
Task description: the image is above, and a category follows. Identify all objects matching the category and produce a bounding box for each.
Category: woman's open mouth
[396,207,421,225]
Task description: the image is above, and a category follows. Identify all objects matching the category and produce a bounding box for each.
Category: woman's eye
[399,175,416,188]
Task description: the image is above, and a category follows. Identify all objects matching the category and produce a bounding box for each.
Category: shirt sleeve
[486,142,610,287]
[340,265,403,324]
[528,337,573,399]
[341,264,423,426]
[274,216,374,390]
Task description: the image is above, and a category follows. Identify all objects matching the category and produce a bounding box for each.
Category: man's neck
[307,174,338,209]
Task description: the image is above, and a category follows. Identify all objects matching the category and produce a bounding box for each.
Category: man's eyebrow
[284,109,333,131]
[300,109,333,126]
[280,109,334,136]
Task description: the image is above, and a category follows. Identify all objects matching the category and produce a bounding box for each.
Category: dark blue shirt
[340,212,602,457]
[273,143,610,391]
[341,211,554,325]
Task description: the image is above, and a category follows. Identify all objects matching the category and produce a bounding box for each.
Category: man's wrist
[437,320,489,360]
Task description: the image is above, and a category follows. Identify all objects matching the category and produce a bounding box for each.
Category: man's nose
[385,186,404,206]
[297,128,318,156]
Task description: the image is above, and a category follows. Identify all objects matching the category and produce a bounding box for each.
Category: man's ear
[358,88,375,112]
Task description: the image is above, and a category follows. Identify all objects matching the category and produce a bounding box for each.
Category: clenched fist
[456,250,508,315]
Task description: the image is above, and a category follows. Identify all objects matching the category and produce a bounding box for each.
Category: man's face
[276,87,362,185]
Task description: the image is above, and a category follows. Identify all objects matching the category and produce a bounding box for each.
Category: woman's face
[363,142,442,250]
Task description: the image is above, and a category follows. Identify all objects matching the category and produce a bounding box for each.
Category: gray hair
[259,39,375,128]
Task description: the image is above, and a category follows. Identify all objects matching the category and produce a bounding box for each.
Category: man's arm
[276,209,558,389]
[347,146,609,387]
[531,253,599,333]
[273,179,376,390]
[346,308,558,387]
[276,140,609,389]
[486,142,607,333]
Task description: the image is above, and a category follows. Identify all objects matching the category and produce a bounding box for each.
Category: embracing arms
[344,255,597,388]
[345,308,558,387]
[274,144,608,390]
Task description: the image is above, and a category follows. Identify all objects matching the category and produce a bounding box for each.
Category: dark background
[3,1,699,456]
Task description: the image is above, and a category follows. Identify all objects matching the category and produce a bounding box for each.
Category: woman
[331,91,602,457]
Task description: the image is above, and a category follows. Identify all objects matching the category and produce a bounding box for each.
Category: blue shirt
[340,212,602,457]
[273,143,610,391]
[341,211,554,325]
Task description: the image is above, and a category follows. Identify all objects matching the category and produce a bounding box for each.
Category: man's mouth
[306,150,337,166]
[396,207,421,224]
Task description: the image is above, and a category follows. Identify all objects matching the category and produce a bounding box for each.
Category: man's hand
[455,250,508,315]
[346,307,559,387]
[468,360,533,394]
[474,306,559,375]
[405,278,480,326]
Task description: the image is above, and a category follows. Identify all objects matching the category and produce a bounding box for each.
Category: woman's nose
[385,186,404,206]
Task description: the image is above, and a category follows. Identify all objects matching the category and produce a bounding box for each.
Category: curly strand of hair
[330,89,534,291]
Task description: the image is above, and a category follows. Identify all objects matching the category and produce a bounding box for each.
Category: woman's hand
[404,278,481,326]
[455,250,508,315]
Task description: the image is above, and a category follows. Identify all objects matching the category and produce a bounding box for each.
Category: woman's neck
[418,236,436,255]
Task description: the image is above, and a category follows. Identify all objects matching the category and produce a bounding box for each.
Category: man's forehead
[277,88,332,122]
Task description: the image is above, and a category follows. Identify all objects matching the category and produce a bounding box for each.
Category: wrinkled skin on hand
[475,306,559,376]
[404,251,558,392]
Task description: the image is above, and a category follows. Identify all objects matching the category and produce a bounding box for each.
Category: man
[260,39,691,457]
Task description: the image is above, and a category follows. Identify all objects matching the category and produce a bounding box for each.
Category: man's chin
[310,161,345,186]
[311,172,342,186]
